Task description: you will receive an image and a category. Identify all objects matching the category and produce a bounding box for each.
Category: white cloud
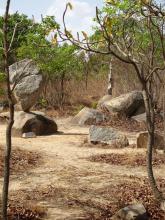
[46,0,97,36]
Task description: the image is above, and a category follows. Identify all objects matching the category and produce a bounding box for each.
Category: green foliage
[92,0,165,70]
[0,88,5,96]
[73,104,85,115]
[0,13,35,65]
[38,98,48,108]
[17,15,83,81]
[0,72,6,82]
[91,101,98,109]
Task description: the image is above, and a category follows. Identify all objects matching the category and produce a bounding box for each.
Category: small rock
[22,132,36,138]
[137,131,164,150]
[89,125,129,147]
[112,203,149,220]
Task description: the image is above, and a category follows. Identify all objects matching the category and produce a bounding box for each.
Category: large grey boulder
[112,204,148,220]
[89,125,129,147]
[70,107,105,126]
[10,111,57,137]
[137,131,164,150]
[99,91,145,117]
[9,59,44,112]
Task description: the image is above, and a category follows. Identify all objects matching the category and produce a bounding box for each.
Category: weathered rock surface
[9,59,44,112]
[112,204,148,220]
[99,91,145,117]
[89,125,129,147]
[71,107,105,126]
[0,101,8,112]
[132,113,146,123]
[22,132,36,138]
[8,111,57,137]
[97,95,112,109]
[137,131,164,150]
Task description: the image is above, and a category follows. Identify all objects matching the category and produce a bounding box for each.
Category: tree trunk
[2,104,14,219]
[143,89,164,202]
[60,73,65,109]
[85,63,89,90]
[2,0,15,219]
[163,85,165,153]
[107,58,113,95]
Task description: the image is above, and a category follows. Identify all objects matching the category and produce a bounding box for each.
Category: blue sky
[0,0,163,35]
[0,0,104,35]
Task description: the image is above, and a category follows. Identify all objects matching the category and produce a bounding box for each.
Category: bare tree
[58,0,165,203]
[2,0,15,219]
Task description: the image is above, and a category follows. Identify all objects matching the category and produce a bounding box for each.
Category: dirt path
[0,118,165,219]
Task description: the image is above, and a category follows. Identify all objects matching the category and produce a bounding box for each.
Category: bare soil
[0,117,165,219]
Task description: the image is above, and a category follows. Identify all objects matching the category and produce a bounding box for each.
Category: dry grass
[0,146,45,219]
[0,145,43,177]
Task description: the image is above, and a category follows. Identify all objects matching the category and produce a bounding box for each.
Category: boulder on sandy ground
[99,91,145,117]
[111,204,148,220]
[5,111,58,137]
[137,131,164,150]
[9,59,44,112]
[132,113,146,123]
[97,95,112,109]
[89,125,129,147]
[70,107,106,126]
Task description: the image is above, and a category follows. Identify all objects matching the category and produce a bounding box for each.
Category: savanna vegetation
[1,0,165,219]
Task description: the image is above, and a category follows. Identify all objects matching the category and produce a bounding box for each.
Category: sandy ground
[0,118,165,219]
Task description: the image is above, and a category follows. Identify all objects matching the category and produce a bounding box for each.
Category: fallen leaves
[0,145,43,177]
[89,152,165,167]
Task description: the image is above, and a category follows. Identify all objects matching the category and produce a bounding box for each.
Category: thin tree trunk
[143,89,164,202]
[85,63,89,90]
[60,73,65,109]
[2,0,15,219]
[163,85,165,153]
[2,104,14,219]
[107,58,113,95]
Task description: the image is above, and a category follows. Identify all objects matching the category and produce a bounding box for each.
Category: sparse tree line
[0,12,112,110]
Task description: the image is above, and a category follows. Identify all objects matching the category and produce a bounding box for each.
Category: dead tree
[58,1,165,204]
